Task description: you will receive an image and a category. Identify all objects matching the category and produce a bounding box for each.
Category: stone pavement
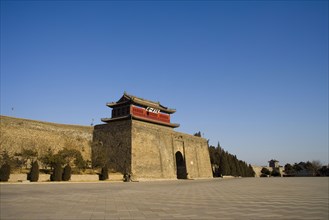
[0,177,328,220]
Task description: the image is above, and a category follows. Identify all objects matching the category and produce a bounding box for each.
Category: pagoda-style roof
[106,92,176,114]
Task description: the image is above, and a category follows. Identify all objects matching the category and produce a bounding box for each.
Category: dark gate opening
[175,151,187,179]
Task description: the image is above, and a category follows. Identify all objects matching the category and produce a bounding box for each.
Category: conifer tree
[228,154,237,176]
[62,164,71,181]
[208,142,255,178]
[239,161,244,177]
[226,152,232,175]
[51,163,63,181]
[99,165,109,180]
[0,163,11,182]
[223,152,231,175]
[28,161,39,182]
[219,152,226,176]
[234,157,241,176]
[208,146,217,165]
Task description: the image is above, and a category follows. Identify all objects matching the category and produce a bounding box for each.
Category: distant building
[269,159,279,169]
[252,159,284,177]
[93,92,213,180]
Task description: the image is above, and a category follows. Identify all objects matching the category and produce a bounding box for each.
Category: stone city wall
[2,115,213,181]
[93,120,132,174]
[0,115,93,162]
[131,120,213,180]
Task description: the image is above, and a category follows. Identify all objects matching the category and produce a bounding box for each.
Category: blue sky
[1,0,328,166]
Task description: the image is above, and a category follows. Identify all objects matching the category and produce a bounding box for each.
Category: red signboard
[131,105,170,123]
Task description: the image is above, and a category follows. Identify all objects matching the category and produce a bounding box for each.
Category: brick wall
[93,119,213,180]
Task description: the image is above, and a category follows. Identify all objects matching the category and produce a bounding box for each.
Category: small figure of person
[124,173,131,182]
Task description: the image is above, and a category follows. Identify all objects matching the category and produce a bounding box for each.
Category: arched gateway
[175,151,187,179]
[92,92,213,180]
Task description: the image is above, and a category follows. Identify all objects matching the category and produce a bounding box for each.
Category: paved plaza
[0,177,328,220]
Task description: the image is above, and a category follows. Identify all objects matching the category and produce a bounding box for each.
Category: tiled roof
[106,92,176,114]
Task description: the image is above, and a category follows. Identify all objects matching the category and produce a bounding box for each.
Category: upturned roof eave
[101,115,179,128]
[106,100,130,107]
[132,99,176,114]
[101,115,131,123]
[106,94,176,114]
[124,92,176,113]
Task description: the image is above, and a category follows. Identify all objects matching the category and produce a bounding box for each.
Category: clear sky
[1,0,328,166]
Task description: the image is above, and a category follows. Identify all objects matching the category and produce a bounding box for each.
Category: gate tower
[93,92,213,180]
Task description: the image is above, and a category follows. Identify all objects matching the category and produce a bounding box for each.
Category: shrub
[99,165,109,180]
[271,168,281,177]
[74,153,87,171]
[51,163,63,181]
[62,164,71,181]
[39,148,55,170]
[28,161,39,182]
[0,163,11,182]
[261,167,270,176]
[20,148,38,169]
[1,150,19,170]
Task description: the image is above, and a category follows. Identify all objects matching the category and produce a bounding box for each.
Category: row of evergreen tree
[0,160,110,182]
[208,143,255,177]
[0,160,73,182]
